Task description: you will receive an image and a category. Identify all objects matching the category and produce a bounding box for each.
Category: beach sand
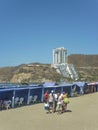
[0,92,98,130]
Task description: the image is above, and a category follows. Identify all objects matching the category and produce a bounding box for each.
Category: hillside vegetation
[0,63,65,83]
[0,54,98,83]
[68,54,98,81]
[68,54,98,67]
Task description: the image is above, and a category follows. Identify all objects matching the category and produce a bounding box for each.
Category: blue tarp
[29,87,42,102]
[58,83,72,87]
[73,82,86,88]
[0,81,96,108]
[0,89,13,100]
[43,82,56,87]
[58,84,72,96]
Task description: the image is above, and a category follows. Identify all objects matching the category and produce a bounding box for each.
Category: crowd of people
[44,90,70,114]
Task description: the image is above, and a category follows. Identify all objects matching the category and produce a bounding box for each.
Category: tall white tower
[52,47,78,80]
[53,47,67,64]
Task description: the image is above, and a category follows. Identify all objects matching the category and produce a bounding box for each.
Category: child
[44,101,51,113]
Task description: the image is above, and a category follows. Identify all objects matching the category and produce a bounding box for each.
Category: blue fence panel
[30,87,42,102]
[72,85,80,95]
[0,89,13,101]
[62,86,72,96]
[14,88,29,105]
[54,86,62,93]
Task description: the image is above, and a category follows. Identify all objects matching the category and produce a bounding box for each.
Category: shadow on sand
[56,109,72,115]
[66,110,72,112]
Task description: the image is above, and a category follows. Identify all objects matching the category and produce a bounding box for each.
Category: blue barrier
[0,81,96,109]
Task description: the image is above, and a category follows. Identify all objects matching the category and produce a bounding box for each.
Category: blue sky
[0,0,98,67]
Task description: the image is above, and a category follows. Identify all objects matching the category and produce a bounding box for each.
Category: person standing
[56,92,62,114]
[44,90,49,102]
[48,90,55,112]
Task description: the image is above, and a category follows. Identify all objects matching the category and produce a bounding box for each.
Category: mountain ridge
[0,54,98,83]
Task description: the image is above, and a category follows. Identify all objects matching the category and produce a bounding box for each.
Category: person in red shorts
[44,90,49,102]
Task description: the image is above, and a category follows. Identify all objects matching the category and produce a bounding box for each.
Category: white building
[52,47,78,80]
[53,47,67,64]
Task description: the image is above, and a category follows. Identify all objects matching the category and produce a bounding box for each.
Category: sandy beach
[0,92,98,130]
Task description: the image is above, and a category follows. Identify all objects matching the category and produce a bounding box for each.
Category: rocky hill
[0,54,98,83]
[0,63,65,83]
